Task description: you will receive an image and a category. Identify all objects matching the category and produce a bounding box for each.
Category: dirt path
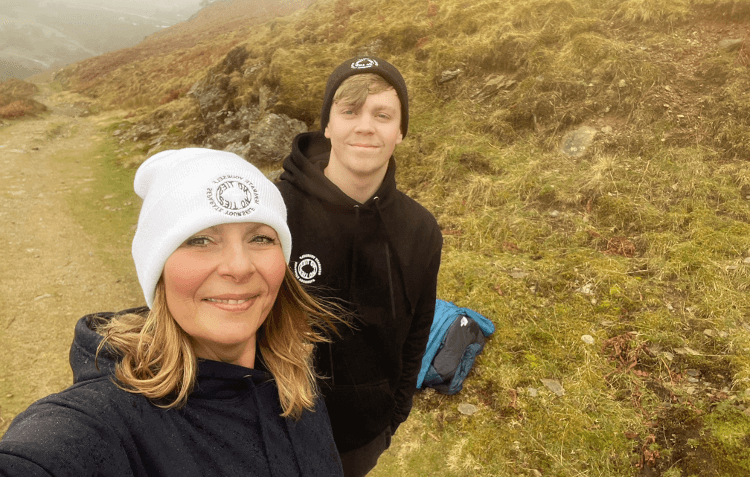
[0,87,142,435]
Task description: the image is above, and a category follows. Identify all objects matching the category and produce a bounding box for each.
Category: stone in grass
[560,126,598,157]
[458,403,479,415]
[581,334,595,345]
[540,379,565,396]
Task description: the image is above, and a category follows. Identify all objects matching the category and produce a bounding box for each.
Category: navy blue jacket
[277,131,443,452]
[0,311,343,477]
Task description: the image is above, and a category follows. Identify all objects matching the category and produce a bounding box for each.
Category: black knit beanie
[320,56,409,138]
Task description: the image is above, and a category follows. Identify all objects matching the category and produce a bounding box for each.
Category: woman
[0,148,345,476]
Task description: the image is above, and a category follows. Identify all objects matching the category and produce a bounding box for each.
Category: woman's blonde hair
[96,267,340,419]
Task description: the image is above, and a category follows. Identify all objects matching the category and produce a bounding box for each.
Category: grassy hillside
[52,0,314,110]
[43,0,750,475]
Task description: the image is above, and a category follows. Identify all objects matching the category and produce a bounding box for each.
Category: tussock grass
[0,79,47,119]
[50,0,750,474]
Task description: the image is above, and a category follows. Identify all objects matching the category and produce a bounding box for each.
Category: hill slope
[16,0,750,475]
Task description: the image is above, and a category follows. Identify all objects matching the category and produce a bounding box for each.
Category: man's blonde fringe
[333,73,394,112]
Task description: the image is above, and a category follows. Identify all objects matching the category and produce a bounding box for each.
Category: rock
[719,38,744,52]
[576,283,594,295]
[458,403,478,415]
[509,269,529,279]
[473,74,517,101]
[581,335,595,345]
[190,47,252,117]
[224,113,307,165]
[527,387,538,397]
[540,378,565,396]
[560,126,598,157]
[438,69,462,84]
[265,169,283,182]
[743,257,750,264]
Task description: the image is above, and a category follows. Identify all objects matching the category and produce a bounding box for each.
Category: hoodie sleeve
[0,392,131,477]
[390,232,442,432]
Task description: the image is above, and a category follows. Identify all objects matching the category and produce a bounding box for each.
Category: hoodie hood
[279,130,399,210]
[69,310,139,384]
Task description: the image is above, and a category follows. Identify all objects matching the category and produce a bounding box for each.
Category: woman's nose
[217,243,256,281]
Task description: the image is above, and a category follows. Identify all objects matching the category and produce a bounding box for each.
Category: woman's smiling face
[162,222,286,367]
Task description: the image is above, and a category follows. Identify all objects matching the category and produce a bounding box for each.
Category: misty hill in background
[0,0,198,81]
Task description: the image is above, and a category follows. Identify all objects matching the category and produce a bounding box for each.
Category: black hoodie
[277,131,443,453]
[0,310,344,477]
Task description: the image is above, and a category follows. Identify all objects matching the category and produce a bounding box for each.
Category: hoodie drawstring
[373,197,398,325]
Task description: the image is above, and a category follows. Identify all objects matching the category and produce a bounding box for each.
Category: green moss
[65,138,140,279]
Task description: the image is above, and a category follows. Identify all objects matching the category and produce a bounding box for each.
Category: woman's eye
[250,235,276,245]
[184,236,211,247]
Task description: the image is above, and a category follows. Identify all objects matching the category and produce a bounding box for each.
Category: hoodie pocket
[324,379,395,450]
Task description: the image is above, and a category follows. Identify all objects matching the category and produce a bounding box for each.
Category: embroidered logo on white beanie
[132,148,291,308]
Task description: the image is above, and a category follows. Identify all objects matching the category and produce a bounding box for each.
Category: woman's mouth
[204,297,251,304]
[203,295,259,311]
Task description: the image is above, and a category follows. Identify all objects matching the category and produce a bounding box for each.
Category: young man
[276,56,443,476]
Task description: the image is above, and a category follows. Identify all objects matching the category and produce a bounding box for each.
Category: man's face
[324,87,403,182]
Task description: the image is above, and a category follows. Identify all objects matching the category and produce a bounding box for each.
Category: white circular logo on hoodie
[294,254,322,284]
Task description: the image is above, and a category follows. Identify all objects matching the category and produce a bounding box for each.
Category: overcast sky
[31,0,205,14]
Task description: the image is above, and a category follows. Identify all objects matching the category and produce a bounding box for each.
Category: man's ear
[324,125,331,139]
[396,130,403,145]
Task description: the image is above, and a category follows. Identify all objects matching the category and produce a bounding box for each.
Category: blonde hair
[333,73,396,117]
[96,268,340,419]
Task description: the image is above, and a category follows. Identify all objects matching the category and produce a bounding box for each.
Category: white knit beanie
[132,148,291,308]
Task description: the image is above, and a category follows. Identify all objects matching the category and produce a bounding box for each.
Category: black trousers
[338,427,392,477]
